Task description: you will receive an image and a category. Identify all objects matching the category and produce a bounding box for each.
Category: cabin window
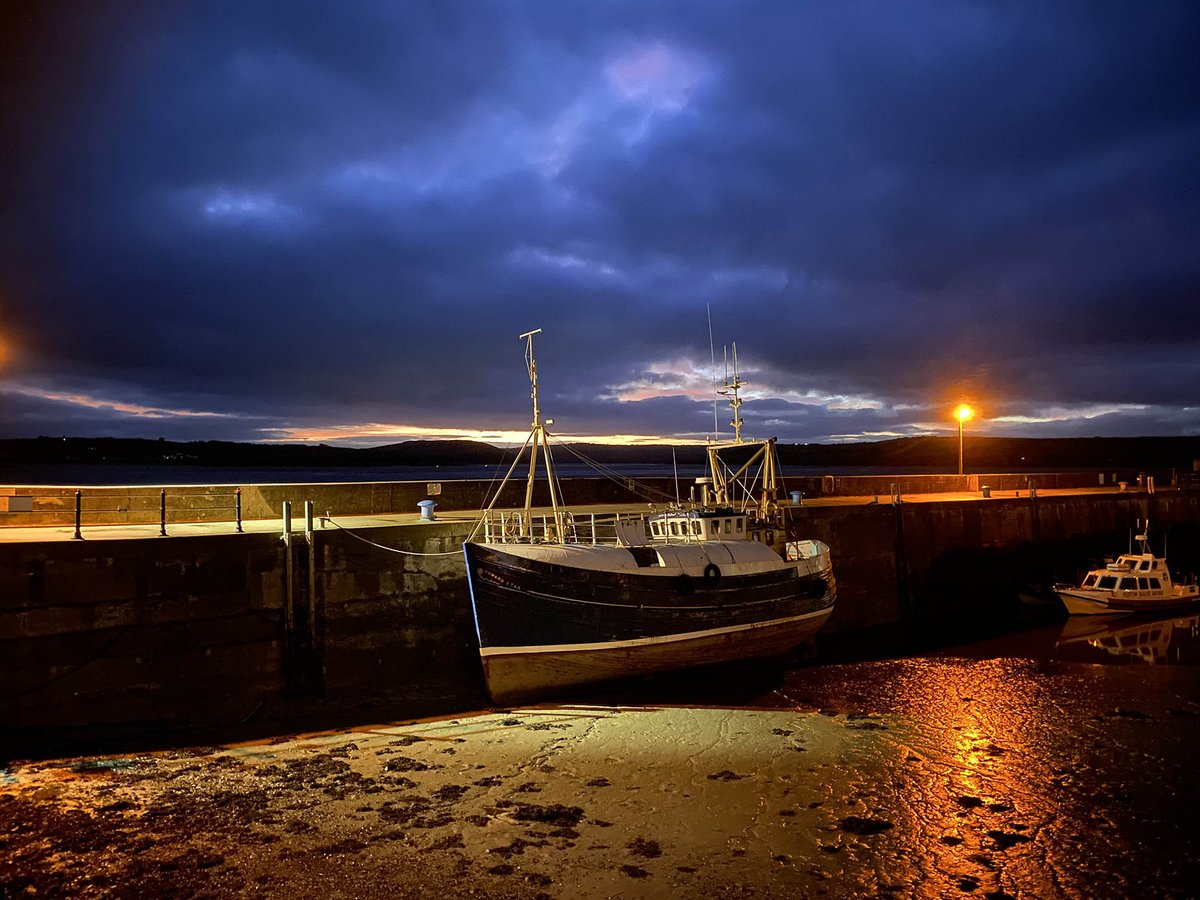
[670,521,680,536]
[650,522,660,536]
[1138,577,1149,590]
[1083,575,1097,587]
[691,521,700,535]
[1149,578,1161,589]
[1097,575,1117,589]
[724,519,732,534]
[1119,577,1137,591]
[736,519,744,533]
[1138,560,1150,570]
[1150,560,1158,569]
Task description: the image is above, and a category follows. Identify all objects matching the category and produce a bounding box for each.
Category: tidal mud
[3,621,1199,898]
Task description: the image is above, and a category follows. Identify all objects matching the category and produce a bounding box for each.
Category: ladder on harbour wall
[281,500,323,697]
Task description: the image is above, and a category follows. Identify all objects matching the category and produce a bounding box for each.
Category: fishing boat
[463,330,836,704]
[1054,523,1199,616]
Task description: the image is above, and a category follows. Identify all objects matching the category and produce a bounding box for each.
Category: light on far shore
[954,404,974,476]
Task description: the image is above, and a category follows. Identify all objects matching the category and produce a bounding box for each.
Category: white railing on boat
[480,510,648,546]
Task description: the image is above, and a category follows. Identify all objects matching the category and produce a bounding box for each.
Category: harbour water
[3,606,1197,898]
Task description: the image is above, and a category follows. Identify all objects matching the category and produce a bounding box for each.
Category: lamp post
[954,404,974,476]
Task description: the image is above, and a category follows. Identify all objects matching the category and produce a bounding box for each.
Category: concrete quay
[1,476,1199,744]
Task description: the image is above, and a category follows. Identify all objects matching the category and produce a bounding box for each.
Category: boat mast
[519,329,562,537]
[720,342,745,444]
[706,341,780,520]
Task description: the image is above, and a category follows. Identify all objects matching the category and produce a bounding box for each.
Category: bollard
[159,489,167,536]
[73,489,83,540]
[235,487,243,533]
[417,499,437,521]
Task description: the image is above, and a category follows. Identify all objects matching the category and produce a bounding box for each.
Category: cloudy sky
[2,1,1198,447]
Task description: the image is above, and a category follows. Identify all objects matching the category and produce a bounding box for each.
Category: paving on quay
[0,486,1130,544]
[3,631,1199,899]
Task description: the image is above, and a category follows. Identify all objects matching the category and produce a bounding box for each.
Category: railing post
[282,500,294,635]
[235,487,243,533]
[305,500,317,650]
[73,490,83,540]
[160,489,168,536]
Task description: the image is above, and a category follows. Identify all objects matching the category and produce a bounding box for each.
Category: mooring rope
[325,517,465,557]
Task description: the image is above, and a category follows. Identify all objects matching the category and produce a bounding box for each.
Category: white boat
[463,330,836,705]
[1057,612,1200,664]
[1054,524,1199,616]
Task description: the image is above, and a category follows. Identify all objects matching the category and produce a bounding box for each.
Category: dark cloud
[2,1,1198,445]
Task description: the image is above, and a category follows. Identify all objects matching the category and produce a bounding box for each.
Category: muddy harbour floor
[3,613,1200,899]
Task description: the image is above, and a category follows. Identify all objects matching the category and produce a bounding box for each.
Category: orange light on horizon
[953,403,974,476]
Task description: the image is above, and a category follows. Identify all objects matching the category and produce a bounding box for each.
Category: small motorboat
[1054,523,1199,616]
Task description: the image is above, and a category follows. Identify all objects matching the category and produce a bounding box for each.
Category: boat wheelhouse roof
[1098,553,1164,572]
[648,507,742,520]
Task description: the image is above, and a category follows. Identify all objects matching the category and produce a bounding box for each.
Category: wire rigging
[547,436,680,504]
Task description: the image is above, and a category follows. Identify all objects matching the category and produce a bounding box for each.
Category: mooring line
[325,517,464,557]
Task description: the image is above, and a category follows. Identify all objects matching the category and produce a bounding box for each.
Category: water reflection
[1056,613,1200,666]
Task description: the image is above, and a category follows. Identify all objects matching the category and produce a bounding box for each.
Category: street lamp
[954,404,974,476]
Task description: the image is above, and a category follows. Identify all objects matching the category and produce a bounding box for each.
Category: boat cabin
[646,509,778,548]
[647,509,747,541]
[1079,554,1173,594]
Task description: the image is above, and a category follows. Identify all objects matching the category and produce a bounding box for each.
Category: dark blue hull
[463,541,835,702]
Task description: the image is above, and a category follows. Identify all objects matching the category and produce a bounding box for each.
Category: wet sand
[3,618,1199,898]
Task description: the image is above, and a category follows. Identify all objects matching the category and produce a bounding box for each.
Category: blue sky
[2,1,1198,446]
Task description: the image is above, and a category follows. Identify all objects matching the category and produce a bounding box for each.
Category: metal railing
[480,509,643,545]
[64,488,244,538]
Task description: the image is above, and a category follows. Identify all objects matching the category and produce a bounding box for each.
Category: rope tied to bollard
[323,517,465,557]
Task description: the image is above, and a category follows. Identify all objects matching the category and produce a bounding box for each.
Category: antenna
[672,446,680,504]
[707,304,719,440]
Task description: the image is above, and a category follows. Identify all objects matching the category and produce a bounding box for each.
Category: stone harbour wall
[0,471,1124,529]
[2,486,1198,745]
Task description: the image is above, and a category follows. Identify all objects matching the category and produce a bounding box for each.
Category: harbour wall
[0,470,1131,530]
[2,483,1199,747]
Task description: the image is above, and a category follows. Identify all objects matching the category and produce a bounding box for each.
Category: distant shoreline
[1,434,1197,482]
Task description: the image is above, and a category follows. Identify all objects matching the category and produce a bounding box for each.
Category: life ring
[703,563,722,583]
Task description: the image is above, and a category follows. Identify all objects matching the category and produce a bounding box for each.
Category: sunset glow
[264,424,695,447]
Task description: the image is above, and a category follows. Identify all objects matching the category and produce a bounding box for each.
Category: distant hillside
[1,434,1198,471]
[777,435,1200,471]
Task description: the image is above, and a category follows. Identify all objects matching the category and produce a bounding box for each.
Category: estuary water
[0,462,952,487]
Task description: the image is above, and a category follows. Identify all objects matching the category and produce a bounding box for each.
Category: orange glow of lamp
[954,404,974,476]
